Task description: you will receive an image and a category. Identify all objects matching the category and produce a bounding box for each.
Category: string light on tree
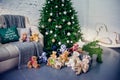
[55,25,58,28]
[50,30,53,33]
[63,11,67,15]
[59,12,61,15]
[54,34,57,37]
[72,21,75,24]
[62,19,65,22]
[50,13,53,16]
[59,25,62,28]
[58,42,61,45]
[62,4,64,6]
[48,1,50,4]
[67,40,69,43]
[55,5,58,8]
[71,16,74,19]
[67,22,71,25]
[45,32,48,35]
[69,10,72,12]
[48,18,52,22]
[67,32,71,36]
[70,41,73,43]
[41,25,45,28]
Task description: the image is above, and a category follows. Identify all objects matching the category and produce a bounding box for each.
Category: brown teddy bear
[29,33,39,42]
[27,56,40,68]
[47,51,64,69]
[47,51,57,67]
[59,50,69,64]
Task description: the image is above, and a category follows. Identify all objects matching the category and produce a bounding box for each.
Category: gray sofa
[0,15,43,73]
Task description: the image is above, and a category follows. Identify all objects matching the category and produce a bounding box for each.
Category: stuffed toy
[47,51,64,69]
[53,58,64,69]
[74,59,82,75]
[47,51,57,66]
[69,43,83,53]
[59,44,67,53]
[69,43,79,52]
[50,51,57,59]
[65,51,91,75]
[38,52,47,64]
[74,54,91,74]
[59,50,69,64]
[29,33,39,42]
[81,54,91,73]
[27,56,40,68]
[65,51,81,70]
[20,33,28,42]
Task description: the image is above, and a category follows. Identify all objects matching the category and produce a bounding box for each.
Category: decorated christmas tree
[39,0,82,53]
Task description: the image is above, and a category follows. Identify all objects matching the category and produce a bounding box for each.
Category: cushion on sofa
[17,28,30,37]
[0,26,19,44]
[17,28,30,42]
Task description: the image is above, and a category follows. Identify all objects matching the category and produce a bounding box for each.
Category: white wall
[72,0,89,27]
[0,0,45,26]
[0,0,87,27]
[88,0,120,32]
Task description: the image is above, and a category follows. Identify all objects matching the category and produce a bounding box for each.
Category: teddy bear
[53,58,64,69]
[69,43,83,53]
[81,54,91,73]
[59,50,69,64]
[20,33,28,42]
[47,51,64,69]
[47,51,57,67]
[29,33,39,42]
[74,59,82,75]
[66,58,83,75]
[65,51,81,70]
[65,51,91,75]
[69,43,79,52]
[27,56,40,68]
[74,54,91,74]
